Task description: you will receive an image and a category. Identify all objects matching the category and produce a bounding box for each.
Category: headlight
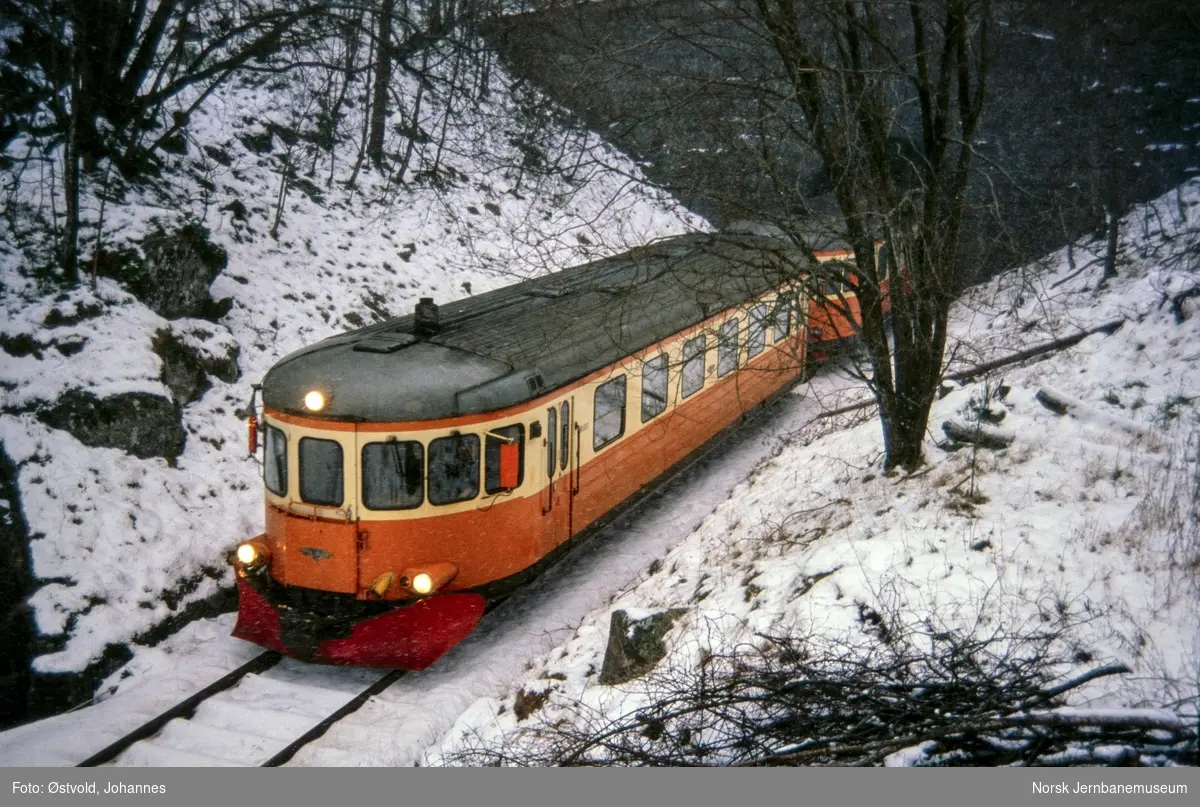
[235,540,270,567]
[400,563,458,597]
[304,390,326,411]
[411,573,433,595]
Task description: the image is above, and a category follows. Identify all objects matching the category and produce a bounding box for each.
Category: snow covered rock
[152,321,240,407]
[98,223,228,320]
[36,390,184,462]
[598,607,687,685]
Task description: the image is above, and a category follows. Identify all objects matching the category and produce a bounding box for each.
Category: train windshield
[362,440,424,510]
[299,437,344,506]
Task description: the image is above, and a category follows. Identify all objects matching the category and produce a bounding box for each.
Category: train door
[543,399,575,547]
[353,424,367,594]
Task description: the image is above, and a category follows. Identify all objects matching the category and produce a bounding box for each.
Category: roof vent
[414,297,439,335]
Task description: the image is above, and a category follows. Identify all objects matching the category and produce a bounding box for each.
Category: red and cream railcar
[805,241,892,359]
[231,231,872,668]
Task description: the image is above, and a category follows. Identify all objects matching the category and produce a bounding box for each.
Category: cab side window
[264,424,287,496]
[485,424,525,494]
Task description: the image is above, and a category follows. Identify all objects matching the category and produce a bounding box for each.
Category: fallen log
[807,318,1126,424]
[947,318,1125,384]
[941,419,1016,450]
[1035,386,1152,437]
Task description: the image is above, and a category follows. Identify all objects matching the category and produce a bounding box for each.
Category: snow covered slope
[0,40,703,678]
[425,182,1200,766]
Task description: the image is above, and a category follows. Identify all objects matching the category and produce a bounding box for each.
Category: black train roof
[262,231,828,423]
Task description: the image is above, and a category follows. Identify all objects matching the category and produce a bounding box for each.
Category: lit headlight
[411,573,433,595]
[304,390,326,412]
[399,563,458,597]
[236,540,269,567]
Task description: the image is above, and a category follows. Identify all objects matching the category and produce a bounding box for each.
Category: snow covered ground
[1,179,1197,766]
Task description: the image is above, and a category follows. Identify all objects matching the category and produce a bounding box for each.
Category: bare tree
[364,0,494,171]
[366,0,397,167]
[743,0,991,470]
[494,0,991,470]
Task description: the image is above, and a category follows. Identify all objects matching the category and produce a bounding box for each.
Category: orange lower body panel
[232,577,486,669]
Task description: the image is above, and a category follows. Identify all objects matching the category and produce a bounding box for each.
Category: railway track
[76,653,403,767]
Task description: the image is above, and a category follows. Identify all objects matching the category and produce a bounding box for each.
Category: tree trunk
[367,0,396,169]
[60,31,82,286]
[1102,174,1120,285]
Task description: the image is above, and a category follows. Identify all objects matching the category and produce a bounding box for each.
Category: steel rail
[259,668,407,767]
[76,650,283,767]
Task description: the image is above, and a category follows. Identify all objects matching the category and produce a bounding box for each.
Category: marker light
[370,571,396,598]
[304,390,326,411]
[411,573,434,595]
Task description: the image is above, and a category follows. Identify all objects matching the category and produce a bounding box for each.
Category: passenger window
[773,298,791,342]
[717,319,739,377]
[362,440,424,510]
[641,354,668,422]
[546,407,557,476]
[264,423,287,497]
[299,437,343,506]
[560,402,570,471]
[428,433,480,505]
[485,425,525,494]
[747,304,767,358]
[681,334,706,398]
[594,375,627,450]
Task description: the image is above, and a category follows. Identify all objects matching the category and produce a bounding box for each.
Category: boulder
[138,224,228,319]
[37,390,185,461]
[153,330,209,407]
[152,322,240,406]
[598,608,687,685]
[96,224,228,320]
